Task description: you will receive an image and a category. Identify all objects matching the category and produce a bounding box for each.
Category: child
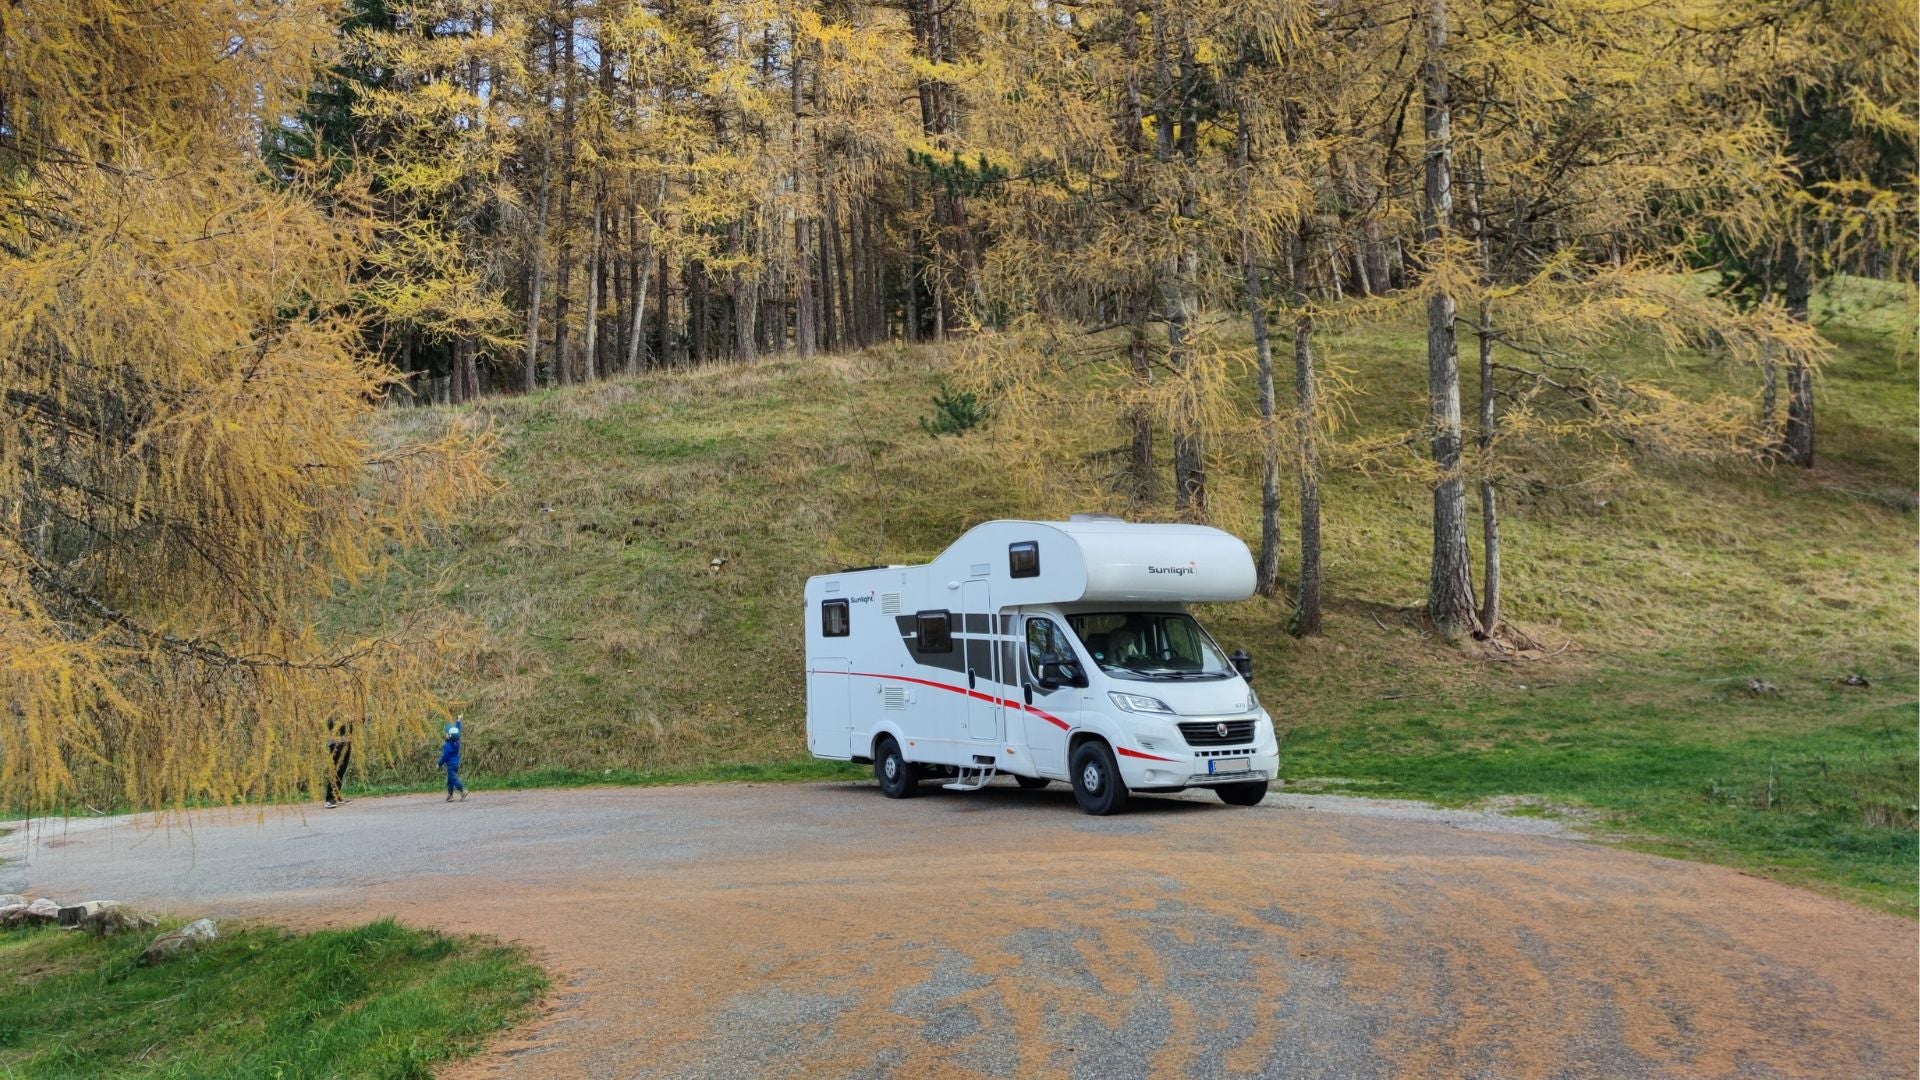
[439,721,468,802]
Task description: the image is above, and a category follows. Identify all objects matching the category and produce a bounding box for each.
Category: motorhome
[803,517,1279,814]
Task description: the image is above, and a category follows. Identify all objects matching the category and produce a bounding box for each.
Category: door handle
[1023,683,1034,706]
[968,668,976,690]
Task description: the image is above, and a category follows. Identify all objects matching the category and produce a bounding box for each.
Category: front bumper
[1117,738,1279,791]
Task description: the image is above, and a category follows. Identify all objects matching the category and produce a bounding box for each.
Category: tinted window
[1025,618,1075,672]
[916,610,953,653]
[1009,541,1039,578]
[821,599,850,637]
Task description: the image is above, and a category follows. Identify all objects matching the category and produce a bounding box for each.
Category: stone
[140,918,218,964]
[58,900,121,928]
[58,900,150,936]
[0,894,25,908]
[84,907,155,937]
[1,898,62,929]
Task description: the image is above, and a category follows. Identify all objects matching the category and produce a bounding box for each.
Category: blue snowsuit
[439,736,465,795]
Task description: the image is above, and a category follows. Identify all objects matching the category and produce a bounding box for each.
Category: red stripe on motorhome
[820,669,1072,731]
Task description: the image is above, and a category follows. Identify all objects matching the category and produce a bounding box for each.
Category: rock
[1,898,62,929]
[57,900,120,928]
[1839,673,1871,688]
[140,918,218,964]
[0,894,25,909]
[1745,678,1781,697]
[58,900,149,935]
[83,907,155,937]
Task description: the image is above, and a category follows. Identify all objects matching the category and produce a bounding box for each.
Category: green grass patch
[1282,672,1919,915]
[0,918,544,1078]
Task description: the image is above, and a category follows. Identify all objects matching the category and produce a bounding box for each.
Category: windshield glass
[1066,612,1234,680]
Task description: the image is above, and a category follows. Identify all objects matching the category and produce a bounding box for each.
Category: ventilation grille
[1179,719,1257,747]
[882,686,908,709]
[880,593,902,614]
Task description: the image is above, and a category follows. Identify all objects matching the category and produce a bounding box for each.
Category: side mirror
[1230,649,1253,678]
[1038,660,1087,690]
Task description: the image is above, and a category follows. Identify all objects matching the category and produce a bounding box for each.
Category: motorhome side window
[915,610,953,653]
[821,599,850,637]
[1009,541,1040,578]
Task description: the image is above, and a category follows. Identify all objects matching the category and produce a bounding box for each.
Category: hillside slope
[328,281,1917,912]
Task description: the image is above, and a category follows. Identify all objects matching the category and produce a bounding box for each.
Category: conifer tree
[0,0,491,811]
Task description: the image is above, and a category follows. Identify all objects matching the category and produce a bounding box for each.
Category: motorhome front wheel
[1070,742,1130,816]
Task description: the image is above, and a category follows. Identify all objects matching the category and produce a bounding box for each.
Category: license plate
[1209,758,1250,775]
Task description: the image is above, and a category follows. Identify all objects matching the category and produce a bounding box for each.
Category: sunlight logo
[850,590,876,604]
[1148,561,1198,577]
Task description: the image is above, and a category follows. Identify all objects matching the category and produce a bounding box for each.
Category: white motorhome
[803,517,1280,814]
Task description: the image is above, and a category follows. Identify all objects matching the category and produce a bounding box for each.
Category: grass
[1281,672,1919,915]
[0,918,545,1078]
[325,274,1917,915]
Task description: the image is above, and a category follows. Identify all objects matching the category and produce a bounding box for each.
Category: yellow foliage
[0,0,492,813]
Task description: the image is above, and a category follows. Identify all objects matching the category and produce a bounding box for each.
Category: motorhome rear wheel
[873,737,919,798]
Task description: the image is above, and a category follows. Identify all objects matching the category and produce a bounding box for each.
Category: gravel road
[4,782,1913,1079]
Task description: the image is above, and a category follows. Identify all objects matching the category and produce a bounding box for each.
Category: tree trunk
[524,134,552,392]
[1290,232,1324,637]
[731,220,758,364]
[583,186,602,381]
[827,187,851,351]
[794,207,816,357]
[1422,0,1479,638]
[1782,231,1815,467]
[657,249,673,367]
[689,259,709,364]
[1467,159,1500,633]
[817,218,837,351]
[1363,216,1390,295]
[1158,13,1204,518]
[1238,104,1281,598]
[551,1,577,386]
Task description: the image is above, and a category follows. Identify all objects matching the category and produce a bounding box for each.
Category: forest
[0,0,1914,818]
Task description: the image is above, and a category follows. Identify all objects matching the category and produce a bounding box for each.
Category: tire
[874,737,919,798]
[1014,775,1051,790]
[1215,780,1269,806]
[1070,741,1129,815]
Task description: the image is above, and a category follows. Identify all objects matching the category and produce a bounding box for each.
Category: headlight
[1109,692,1174,715]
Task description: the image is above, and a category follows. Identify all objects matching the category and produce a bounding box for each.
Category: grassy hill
[328,278,1917,914]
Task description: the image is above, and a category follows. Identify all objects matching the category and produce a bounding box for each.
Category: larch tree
[0,0,491,813]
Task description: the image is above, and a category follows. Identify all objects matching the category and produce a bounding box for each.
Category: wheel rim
[884,755,898,781]
[1081,762,1102,793]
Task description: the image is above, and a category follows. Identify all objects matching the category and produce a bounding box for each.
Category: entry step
[943,765,998,792]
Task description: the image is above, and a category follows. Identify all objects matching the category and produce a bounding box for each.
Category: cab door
[1020,614,1079,775]
[961,579,1000,742]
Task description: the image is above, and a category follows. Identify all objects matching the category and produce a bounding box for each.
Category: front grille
[1178,719,1256,747]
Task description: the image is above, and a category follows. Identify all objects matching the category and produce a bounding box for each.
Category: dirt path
[4,783,1913,1079]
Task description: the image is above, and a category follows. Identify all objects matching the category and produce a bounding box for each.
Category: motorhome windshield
[1067,612,1235,681]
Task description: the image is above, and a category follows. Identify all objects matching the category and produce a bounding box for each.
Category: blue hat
[446,722,462,739]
